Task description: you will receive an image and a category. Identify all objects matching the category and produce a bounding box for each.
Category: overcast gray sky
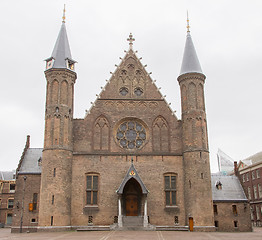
[1,0,261,172]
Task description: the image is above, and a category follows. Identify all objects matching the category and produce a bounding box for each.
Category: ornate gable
[99,48,163,100]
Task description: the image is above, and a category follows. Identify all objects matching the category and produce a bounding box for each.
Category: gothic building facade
[11,15,252,232]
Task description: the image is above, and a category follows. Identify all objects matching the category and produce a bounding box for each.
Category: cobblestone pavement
[0,228,261,240]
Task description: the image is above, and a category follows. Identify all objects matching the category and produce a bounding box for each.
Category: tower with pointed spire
[177,16,214,229]
[38,6,77,226]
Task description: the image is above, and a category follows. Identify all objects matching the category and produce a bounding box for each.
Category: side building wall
[0,180,15,226]
[213,201,252,232]
[11,174,41,233]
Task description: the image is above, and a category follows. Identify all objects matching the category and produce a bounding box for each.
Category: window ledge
[84,205,99,209]
[165,205,179,209]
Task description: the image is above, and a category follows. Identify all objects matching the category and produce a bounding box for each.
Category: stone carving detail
[153,116,169,152]
[104,100,158,111]
[93,116,109,151]
[117,57,145,97]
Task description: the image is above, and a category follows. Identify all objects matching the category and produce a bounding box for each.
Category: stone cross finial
[62,4,66,23]
[127,33,135,48]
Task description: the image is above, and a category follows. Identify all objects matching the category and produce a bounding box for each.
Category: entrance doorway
[123,178,142,216]
[189,217,194,231]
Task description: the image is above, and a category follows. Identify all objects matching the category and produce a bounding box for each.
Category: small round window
[120,87,128,96]
[116,120,146,149]
[134,87,143,96]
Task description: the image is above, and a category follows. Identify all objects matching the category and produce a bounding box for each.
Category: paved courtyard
[0,228,261,240]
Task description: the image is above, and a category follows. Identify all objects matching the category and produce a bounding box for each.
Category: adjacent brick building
[11,13,252,232]
[236,152,262,227]
[212,174,252,231]
[0,171,16,227]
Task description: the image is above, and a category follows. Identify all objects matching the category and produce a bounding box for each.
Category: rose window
[116,120,146,149]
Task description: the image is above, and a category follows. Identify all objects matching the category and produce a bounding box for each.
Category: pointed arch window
[152,116,169,152]
[93,116,109,151]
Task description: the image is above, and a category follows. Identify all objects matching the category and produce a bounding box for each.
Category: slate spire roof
[179,18,203,76]
[46,11,76,69]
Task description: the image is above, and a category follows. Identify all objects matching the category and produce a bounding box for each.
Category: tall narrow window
[232,205,237,215]
[8,199,14,209]
[256,206,260,220]
[252,171,255,180]
[53,168,56,177]
[248,187,252,200]
[52,195,54,205]
[242,174,245,182]
[258,184,262,198]
[164,174,176,206]
[86,175,98,205]
[33,193,37,210]
[213,204,218,215]
[246,173,249,181]
[257,170,260,179]
[254,186,258,199]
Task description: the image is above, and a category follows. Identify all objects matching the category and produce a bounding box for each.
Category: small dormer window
[215,181,222,190]
[66,59,75,71]
[46,59,54,70]
[38,157,42,166]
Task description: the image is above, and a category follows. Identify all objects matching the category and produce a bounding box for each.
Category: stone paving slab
[0,228,261,240]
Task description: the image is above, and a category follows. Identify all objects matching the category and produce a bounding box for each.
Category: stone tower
[177,24,214,229]
[38,14,77,226]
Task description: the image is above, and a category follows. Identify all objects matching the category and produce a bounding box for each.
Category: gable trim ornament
[117,158,148,194]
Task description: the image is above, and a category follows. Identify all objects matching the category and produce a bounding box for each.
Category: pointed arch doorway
[123,178,142,216]
[116,161,149,227]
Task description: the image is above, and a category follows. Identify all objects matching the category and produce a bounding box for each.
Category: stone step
[122,216,143,226]
[76,226,111,231]
[155,226,189,231]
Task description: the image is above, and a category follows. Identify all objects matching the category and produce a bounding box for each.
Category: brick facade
[238,162,262,226]
[0,178,15,226]
[10,21,252,232]
[213,202,252,231]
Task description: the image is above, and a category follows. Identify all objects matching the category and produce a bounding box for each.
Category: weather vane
[187,11,190,33]
[127,33,135,48]
[62,4,66,23]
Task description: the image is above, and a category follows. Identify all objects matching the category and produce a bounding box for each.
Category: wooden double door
[125,194,138,216]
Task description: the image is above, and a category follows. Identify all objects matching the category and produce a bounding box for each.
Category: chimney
[234,161,238,176]
[26,135,30,149]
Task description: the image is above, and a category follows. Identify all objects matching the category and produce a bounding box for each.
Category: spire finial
[62,4,66,23]
[186,11,190,33]
[127,33,135,49]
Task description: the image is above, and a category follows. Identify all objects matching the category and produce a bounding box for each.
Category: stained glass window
[116,120,146,149]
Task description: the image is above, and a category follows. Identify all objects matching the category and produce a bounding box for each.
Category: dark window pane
[171,176,176,189]
[86,191,91,204]
[171,191,176,205]
[93,191,98,204]
[93,176,98,190]
[165,191,170,205]
[165,176,170,190]
[87,176,92,190]
[33,193,38,203]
